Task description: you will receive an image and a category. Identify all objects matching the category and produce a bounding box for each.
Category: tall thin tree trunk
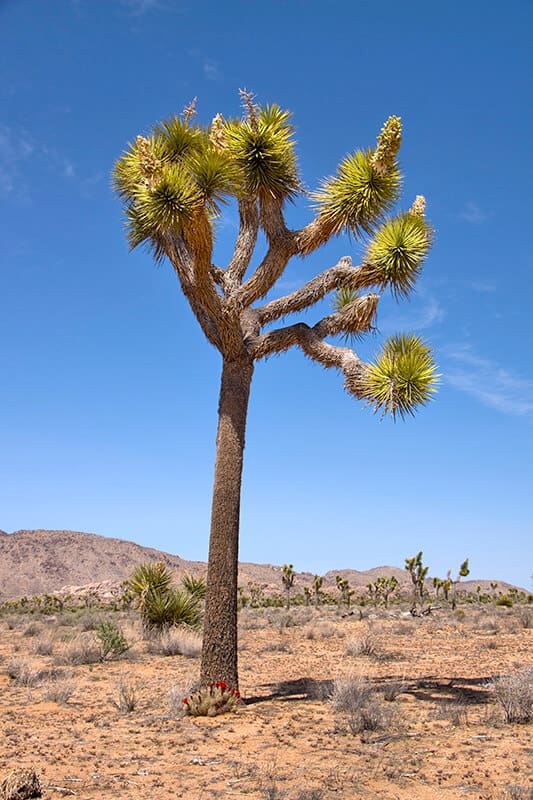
[200,358,254,688]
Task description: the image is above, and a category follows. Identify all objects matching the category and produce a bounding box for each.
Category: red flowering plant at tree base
[183,681,241,717]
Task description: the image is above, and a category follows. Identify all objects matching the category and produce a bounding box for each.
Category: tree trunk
[200,358,254,689]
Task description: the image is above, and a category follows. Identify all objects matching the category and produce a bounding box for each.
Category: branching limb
[235,199,297,308]
[226,198,259,287]
[164,234,222,351]
[250,321,366,386]
[313,293,378,339]
[257,256,370,325]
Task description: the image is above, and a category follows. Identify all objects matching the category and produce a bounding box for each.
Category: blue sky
[1,0,532,589]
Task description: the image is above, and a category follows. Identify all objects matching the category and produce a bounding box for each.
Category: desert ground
[1,603,532,800]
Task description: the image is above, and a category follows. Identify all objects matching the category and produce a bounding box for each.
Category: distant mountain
[0,529,523,601]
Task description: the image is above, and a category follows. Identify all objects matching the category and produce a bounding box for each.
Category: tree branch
[257,256,372,325]
[235,199,297,308]
[225,199,259,288]
[164,234,222,351]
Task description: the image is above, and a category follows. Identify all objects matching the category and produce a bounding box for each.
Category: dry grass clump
[42,672,77,705]
[113,675,142,712]
[55,635,102,665]
[503,785,533,800]
[330,672,390,733]
[5,659,43,688]
[344,629,378,657]
[146,627,202,658]
[238,609,269,630]
[517,608,533,629]
[168,680,200,717]
[22,622,41,638]
[31,636,55,656]
[490,667,533,723]
[305,621,339,640]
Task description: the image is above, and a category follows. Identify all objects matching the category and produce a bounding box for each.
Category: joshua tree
[312,575,324,609]
[336,575,354,608]
[450,558,470,610]
[368,575,399,608]
[114,91,438,688]
[405,551,429,607]
[282,563,296,609]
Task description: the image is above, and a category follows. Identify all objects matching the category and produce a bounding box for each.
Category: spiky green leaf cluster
[358,334,438,419]
[113,101,302,255]
[364,213,433,298]
[314,149,401,238]
[126,561,201,631]
[223,104,300,201]
[332,287,361,311]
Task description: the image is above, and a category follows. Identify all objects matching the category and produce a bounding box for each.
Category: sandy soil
[0,604,532,799]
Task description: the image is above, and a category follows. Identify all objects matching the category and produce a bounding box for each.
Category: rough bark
[200,358,254,688]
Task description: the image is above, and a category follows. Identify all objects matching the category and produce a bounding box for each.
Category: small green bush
[95,621,129,660]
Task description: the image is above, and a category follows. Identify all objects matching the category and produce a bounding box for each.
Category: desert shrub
[22,622,41,638]
[294,791,324,800]
[95,620,129,660]
[503,785,533,800]
[114,675,141,712]
[142,587,201,631]
[147,627,201,657]
[517,608,533,629]
[5,659,43,687]
[183,681,240,717]
[77,611,105,631]
[57,635,102,665]
[262,637,292,653]
[168,680,200,717]
[127,562,201,632]
[344,630,378,656]
[306,621,337,640]
[31,636,55,656]
[491,667,533,723]
[329,672,389,733]
[433,699,469,726]
[382,680,407,701]
[43,672,76,704]
[496,595,514,607]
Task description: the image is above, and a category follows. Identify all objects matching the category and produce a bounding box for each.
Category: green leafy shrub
[183,681,240,717]
[496,595,514,607]
[95,621,129,660]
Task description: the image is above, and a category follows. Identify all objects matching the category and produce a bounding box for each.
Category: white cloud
[445,347,533,417]
[468,279,496,293]
[118,0,162,14]
[203,59,220,81]
[380,292,445,334]
[0,126,35,197]
[459,201,486,224]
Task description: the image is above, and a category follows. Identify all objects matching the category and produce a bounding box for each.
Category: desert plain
[1,601,532,800]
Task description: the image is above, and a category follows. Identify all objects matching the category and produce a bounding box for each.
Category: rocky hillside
[0,529,522,602]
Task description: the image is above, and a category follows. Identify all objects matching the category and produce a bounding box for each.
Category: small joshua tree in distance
[313,575,324,609]
[114,92,438,688]
[405,551,429,607]
[282,564,296,610]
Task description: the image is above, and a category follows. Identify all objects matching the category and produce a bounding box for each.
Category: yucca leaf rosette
[311,116,403,242]
[363,209,433,298]
[348,334,438,419]
[223,104,300,202]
